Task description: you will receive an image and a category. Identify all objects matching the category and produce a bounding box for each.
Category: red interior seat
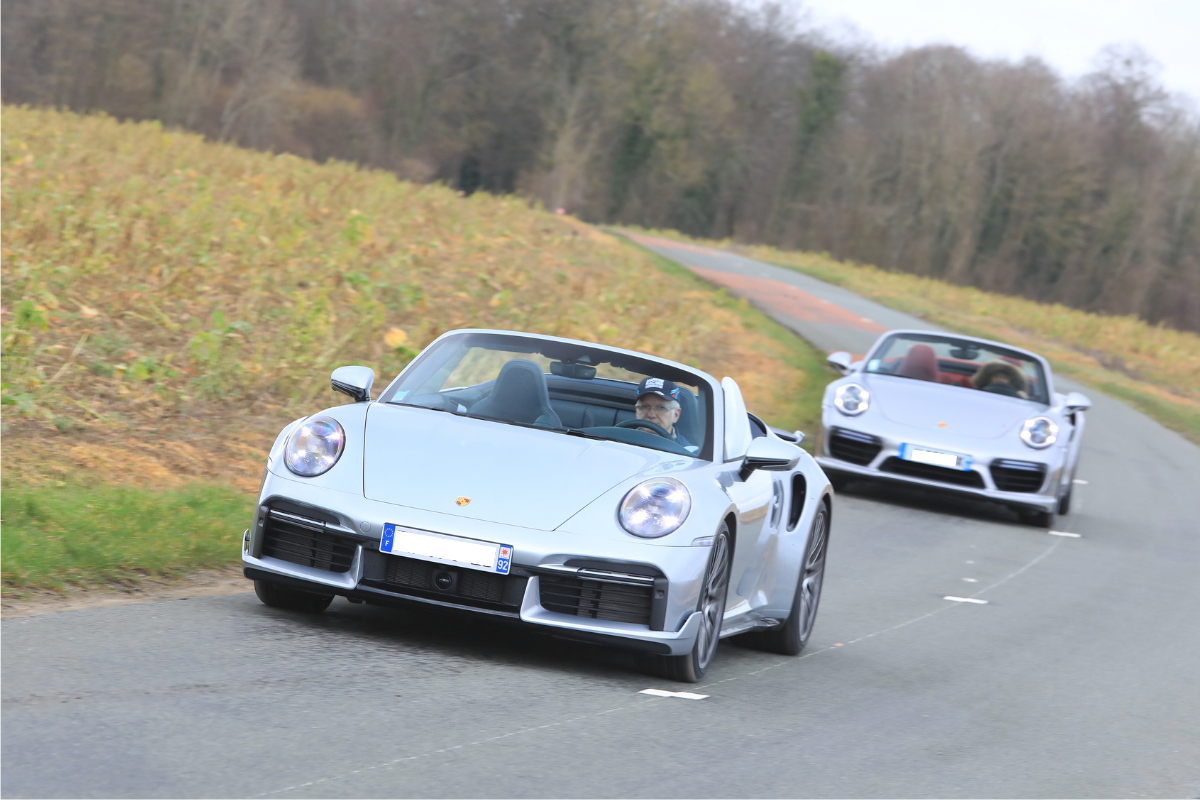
[897,344,938,382]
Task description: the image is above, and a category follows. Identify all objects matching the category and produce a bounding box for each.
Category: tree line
[4,0,1197,332]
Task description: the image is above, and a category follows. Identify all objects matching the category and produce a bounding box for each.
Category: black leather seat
[550,399,598,428]
[469,360,563,428]
[674,388,702,446]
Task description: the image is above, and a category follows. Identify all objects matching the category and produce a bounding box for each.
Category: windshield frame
[863,330,1054,405]
[376,330,719,461]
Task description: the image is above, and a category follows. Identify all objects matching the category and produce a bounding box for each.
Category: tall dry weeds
[1,107,808,488]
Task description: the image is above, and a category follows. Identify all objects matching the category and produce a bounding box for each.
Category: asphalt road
[5,237,1199,798]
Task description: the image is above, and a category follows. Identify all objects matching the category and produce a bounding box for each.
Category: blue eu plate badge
[495,545,513,575]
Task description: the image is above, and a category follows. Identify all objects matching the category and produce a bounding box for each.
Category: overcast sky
[791,0,1200,107]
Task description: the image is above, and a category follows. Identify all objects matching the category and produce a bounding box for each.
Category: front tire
[648,523,731,683]
[827,471,850,493]
[1021,506,1057,529]
[1058,485,1073,515]
[760,503,829,656]
[254,579,335,613]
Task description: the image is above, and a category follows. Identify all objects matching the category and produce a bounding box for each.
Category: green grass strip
[2,481,253,594]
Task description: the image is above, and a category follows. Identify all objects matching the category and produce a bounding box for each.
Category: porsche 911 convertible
[242,329,833,682]
[816,330,1090,527]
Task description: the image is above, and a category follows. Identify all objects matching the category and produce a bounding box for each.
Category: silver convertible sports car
[243,329,833,682]
[816,330,1090,527]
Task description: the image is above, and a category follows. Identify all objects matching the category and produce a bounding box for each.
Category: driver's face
[635,396,681,435]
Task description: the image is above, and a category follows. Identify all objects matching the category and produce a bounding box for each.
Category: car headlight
[834,383,870,416]
[1020,416,1058,449]
[284,415,346,476]
[619,478,692,538]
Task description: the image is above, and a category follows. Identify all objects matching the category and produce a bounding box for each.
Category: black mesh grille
[261,512,356,573]
[828,428,883,466]
[384,554,509,605]
[539,575,653,625]
[991,460,1048,493]
[879,457,986,488]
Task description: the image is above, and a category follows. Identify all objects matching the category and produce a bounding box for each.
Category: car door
[719,378,773,610]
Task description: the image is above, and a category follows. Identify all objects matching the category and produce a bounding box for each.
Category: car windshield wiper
[390,401,466,416]
[870,371,929,382]
[560,427,609,441]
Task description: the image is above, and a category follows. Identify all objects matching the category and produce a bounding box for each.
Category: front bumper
[815,422,1063,513]
[242,471,710,656]
[815,456,1059,512]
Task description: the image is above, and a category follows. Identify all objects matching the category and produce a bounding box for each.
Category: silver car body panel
[244,329,833,656]
[816,329,1085,514]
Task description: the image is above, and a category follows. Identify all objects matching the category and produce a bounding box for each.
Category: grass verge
[1,481,253,594]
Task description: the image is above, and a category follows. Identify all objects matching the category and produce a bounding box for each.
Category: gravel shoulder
[1,566,251,619]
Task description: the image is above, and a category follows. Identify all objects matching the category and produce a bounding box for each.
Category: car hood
[362,404,673,531]
[865,375,1044,438]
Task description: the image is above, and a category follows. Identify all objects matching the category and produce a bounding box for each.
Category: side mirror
[827,351,852,374]
[1064,391,1091,412]
[331,366,375,402]
[770,426,806,445]
[739,436,803,481]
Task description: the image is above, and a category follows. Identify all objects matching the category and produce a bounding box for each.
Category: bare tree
[2,0,1197,330]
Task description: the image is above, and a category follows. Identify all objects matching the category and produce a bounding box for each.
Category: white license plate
[900,443,972,471]
[380,524,512,575]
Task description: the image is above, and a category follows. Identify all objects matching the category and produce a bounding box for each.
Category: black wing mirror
[739,436,803,480]
[331,366,375,402]
[827,351,853,374]
[1064,391,1091,412]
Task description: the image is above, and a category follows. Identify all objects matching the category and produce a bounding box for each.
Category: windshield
[378,333,714,460]
[865,333,1049,404]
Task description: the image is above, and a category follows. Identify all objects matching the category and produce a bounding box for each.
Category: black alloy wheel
[760,503,829,655]
[254,579,335,613]
[648,523,731,683]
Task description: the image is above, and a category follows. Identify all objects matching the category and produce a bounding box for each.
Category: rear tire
[760,504,829,656]
[254,579,335,613]
[647,524,731,683]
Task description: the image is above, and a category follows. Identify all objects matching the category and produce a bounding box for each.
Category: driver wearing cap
[634,377,692,448]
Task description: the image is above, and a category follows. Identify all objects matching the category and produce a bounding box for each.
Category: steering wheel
[616,418,673,437]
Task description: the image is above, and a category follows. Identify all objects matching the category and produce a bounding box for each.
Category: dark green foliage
[786,51,847,199]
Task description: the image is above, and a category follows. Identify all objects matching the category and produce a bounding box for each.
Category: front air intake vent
[991,460,1048,493]
[384,555,509,605]
[261,509,356,573]
[828,428,883,466]
[539,575,653,626]
[879,457,986,488]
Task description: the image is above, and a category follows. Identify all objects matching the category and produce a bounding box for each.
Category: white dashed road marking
[1048,530,1082,538]
[256,539,1064,797]
[944,596,989,604]
[1073,479,1089,484]
[638,689,709,700]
